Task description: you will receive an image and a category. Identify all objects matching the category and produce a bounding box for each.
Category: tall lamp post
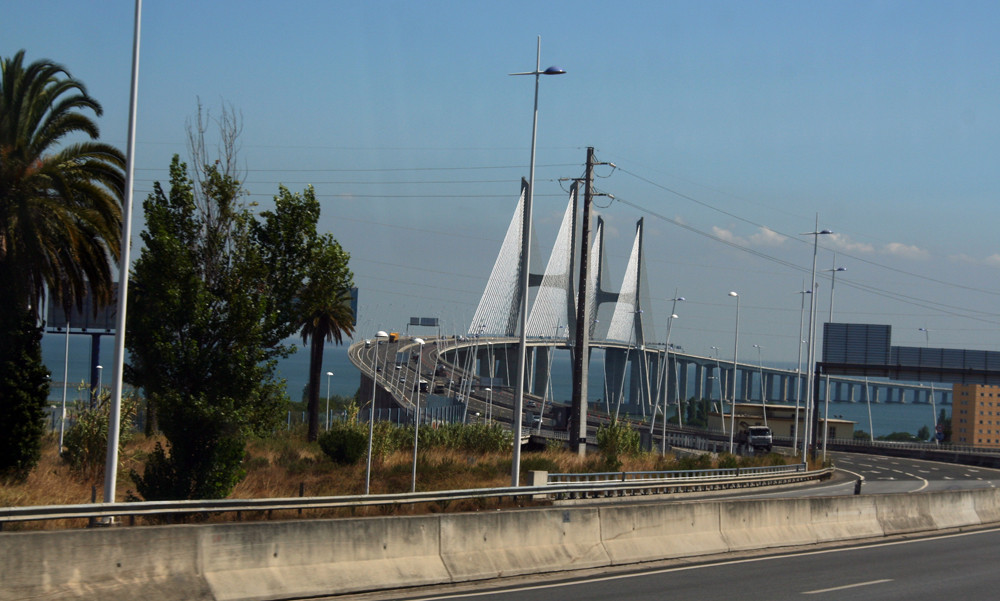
[753,344,766,426]
[365,330,388,494]
[727,291,740,453]
[794,286,811,455]
[102,0,142,509]
[711,345,726,435]
[652,294,683,443]
[325,371,334,431]
[822,262,846,460]
[509,37,565,486]
[655,306,681,454]
[410,338,425,492]
[802,218,833,462]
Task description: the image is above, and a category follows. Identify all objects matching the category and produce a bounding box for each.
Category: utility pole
[570,147,595,455]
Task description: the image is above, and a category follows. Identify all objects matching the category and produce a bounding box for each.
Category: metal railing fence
[1,466,830,528]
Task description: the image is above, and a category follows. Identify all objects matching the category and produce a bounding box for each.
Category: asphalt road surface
[339,526,1000,601]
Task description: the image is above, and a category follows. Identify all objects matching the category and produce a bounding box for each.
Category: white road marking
[403,529,1000,600]
[903,472,930,491]
[804,579,894,595]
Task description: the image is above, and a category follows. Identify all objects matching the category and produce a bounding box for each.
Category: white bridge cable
[606,229,642,343]
[526,190,577,338]
[469,186,526,336]
[585,220,603,340]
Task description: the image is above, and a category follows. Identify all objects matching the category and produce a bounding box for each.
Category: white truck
[737,425,773,454]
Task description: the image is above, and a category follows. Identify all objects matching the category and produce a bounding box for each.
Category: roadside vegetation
[2,414,809,532]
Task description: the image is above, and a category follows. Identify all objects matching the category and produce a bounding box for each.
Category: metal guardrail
[0,466,830,527]
[823,437,1000,455]
[547,463,805,485]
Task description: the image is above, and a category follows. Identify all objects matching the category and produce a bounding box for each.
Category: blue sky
[7,0,1000,365]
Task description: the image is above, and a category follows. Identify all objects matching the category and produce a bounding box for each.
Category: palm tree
[0,50,123,480]
[299,237,355,442]
[0,49,125,316]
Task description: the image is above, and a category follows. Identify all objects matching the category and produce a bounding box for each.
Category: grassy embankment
[1,428,819,531]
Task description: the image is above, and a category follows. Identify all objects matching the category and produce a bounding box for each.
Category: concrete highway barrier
[439,507,608,581]
[599,502,726,564]
[5,488,1000,600]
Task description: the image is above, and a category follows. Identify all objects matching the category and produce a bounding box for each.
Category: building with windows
[952,383,1000,447]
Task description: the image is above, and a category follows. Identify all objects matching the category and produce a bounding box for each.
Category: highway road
[712,451,1000,501]
[337,526,1000,601]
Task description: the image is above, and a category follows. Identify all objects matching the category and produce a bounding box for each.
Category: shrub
[62,392,140,478]
[520,454,560,474]
[371,420,403,460]
[596,420,640,471]
[674,453,713,471]
[318,422,368,465]
[715,453,739,469]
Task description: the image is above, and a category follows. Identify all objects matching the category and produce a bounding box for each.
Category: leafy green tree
[254,186,354,442]
[0,311,49,481]
[127,156,287,500]
[0,50,123,479]
[879,431,920,442]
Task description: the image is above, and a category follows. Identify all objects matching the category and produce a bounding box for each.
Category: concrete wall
[5,488,1000,601]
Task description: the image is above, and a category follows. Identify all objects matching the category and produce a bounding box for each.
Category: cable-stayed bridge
[349,183,950,429]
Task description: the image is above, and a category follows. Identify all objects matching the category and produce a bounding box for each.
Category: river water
[42,335,940,438]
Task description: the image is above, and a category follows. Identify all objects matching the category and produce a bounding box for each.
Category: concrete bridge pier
[495,346,513,387]
[693,362,705,402]
[629,351,649,416]
[477,346,494,379]
[532,346,550,397]
[678,360,690,404]
[604,348,628,415]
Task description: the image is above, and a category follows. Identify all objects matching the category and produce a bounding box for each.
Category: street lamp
[822,261,846,460]
[728,291,740,453]
[509,36,565,487]
[484,387,493,423]
[919,327,930,346]
[753,344,766,427]
[96,365,103,398]
[710,346,725,435]
[802,218,834,462]
[410,338,425,493]
[652,294,683,446]
[325,371,334,431]
[656,309,681,454]
[793,286,812,455]
[365,330,389,495]
[615,309,643,421]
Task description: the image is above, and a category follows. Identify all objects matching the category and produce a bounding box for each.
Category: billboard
[45,284,117,332]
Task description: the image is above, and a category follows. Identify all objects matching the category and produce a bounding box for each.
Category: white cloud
[827,233,874,253]
[712,225,785,247]
[712,226,746,246]
[948,253,1000,267]
[882,242,929,260]
[749,227,785,247]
